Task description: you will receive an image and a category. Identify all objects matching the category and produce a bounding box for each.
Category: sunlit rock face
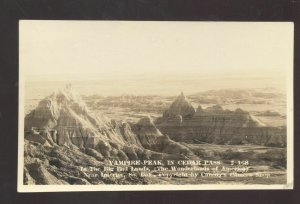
[24,85,142,149]
[25,85,142,167]
[24,85,197,162]
[156,93,286,147]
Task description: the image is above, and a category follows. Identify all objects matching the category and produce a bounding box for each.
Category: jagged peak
[196,105,203,111]
[173,92,192,105]
[137,115,155,126]
[45,84,85,106]
[31,84,92,124]
[176,91,187,101]
[194,105,204,116]
[163,92,195,118]
[59,84,80,99]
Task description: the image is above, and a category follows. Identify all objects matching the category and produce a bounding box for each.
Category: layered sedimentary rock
[25,85,143,151]
[156,93,286,147]
[132,116,195,158]
[24,86,199,184]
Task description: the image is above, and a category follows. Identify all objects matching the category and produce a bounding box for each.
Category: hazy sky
[20,21,293,95]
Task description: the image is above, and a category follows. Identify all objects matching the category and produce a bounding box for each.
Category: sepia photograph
[18,21,293,191]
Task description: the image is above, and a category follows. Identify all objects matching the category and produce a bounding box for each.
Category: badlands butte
[23,85,287,185]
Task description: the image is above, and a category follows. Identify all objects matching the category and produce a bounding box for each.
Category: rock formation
[132,116,195,158]
[163,92,195,119]
[156,93,286,147]
[24,86,198,184]
[24,85,142,149]
[23,87,287,185]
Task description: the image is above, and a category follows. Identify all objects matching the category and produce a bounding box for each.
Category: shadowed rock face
[131,116,195,158]
[156,93,286,147]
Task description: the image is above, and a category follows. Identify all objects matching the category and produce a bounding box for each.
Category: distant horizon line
[23,85,285,98]
[24,74,285,82]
